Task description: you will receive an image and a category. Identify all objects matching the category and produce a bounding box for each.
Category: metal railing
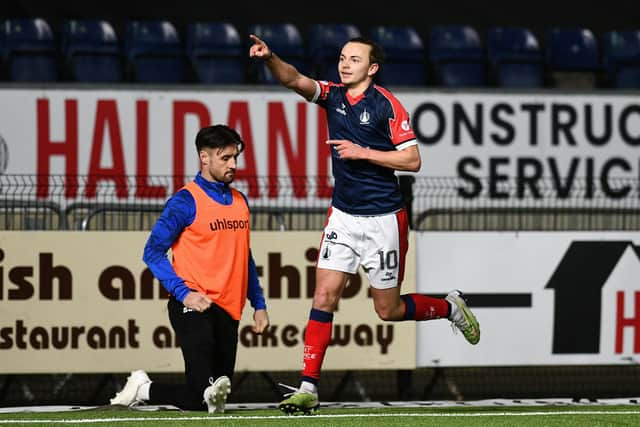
[1,174,639,231]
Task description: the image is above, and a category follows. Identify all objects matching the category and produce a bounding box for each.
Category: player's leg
[110,297,213,409]
[304,268,350,382]
[279,267,349,415]
[279,207,357,415]
[148,297,216,410]
[302,208,359,388]
[370,286,449,321]
[209,304,239,380]
[365,209,449,321]
[370,287,480,345]
[202,304,238,413]
[363,209,479,343]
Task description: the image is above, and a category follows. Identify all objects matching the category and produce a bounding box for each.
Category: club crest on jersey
[336,103,347,116]
[401,119,411,131]
[359,109,370,125]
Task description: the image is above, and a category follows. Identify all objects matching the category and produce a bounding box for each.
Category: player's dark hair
[347,36,385,68]
[195,125,245,154]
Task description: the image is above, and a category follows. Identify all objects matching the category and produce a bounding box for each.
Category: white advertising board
[416,231,640,366]
[0,88,638,206]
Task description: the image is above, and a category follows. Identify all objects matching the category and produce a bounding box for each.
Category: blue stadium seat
[1,18,58,82]
[369,25,426,86]
[0,23,4,79]
[429,25,486,87]
[0,23,4,76]
[248,23,306,84]
[125,20,187,83]
[308,23,361,82]
[62,19,122,82]
[602,29,640,89]
[187,22,244,84]
[487,26,543,88]
[545,27,600,88]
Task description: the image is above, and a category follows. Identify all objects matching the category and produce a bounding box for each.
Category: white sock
[136,381,151,401]
[299,381,317,394]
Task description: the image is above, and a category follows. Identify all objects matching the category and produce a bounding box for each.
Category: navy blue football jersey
[313,80,417,215]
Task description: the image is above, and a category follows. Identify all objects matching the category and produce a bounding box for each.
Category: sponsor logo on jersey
[209,218,250,232]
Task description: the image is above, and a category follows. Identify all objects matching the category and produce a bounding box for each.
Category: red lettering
[268,102,307,198]
[86,100,128,198]
[135,100,166,198]
[173,101,211,193]
[316,108,332,198]
[615,291,640,353]
[36,99,78,198]
[228,102,260,198]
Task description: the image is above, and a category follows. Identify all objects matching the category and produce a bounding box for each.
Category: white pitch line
[1,411,640,423]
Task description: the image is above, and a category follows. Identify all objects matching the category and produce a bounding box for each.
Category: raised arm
[249,34,318,101]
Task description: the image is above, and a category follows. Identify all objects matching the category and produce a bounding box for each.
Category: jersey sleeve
[389,106,416,147]
[312,80,342,108]
[377,86,417,148]
[247,250,267,310]
[239,191,267,310]
[142,189,195,302]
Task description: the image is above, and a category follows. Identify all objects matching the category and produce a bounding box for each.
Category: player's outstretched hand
[249,34,272,60]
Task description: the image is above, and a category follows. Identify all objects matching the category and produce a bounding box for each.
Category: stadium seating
[487,26,544,88]
[602,29,640,89]
[0,16,637,90]
[545,27,600,88]
[124,20,187,83]
[1,18,58,82]
[369,25,426,86]
[187,21,245,84]
[308,23,362,82]
[248,23,306,84]
[61,19,122,82]
[0,23,4,78]
[429,25,486,87]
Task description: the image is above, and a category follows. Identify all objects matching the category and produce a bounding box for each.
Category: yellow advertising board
[0,231,416,373]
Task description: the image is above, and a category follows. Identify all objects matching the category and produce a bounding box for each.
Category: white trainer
[446,290,480,345]
[203,376,231,414]
[109,370,151,406]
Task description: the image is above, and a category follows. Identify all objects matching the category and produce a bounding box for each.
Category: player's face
[199,145,240,183]
[338,42,378,87]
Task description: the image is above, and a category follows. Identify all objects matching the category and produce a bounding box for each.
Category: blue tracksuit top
[142,172,266,310]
